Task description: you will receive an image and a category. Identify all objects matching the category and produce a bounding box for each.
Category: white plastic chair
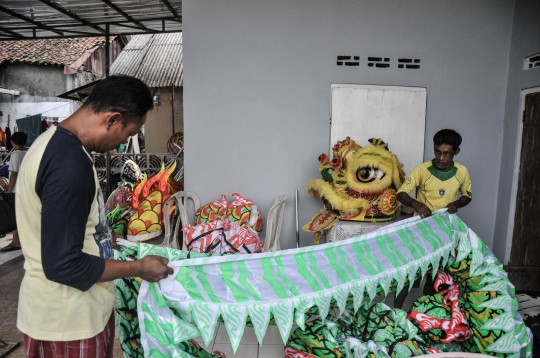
[262,195,286,251]
[161,191,201,249]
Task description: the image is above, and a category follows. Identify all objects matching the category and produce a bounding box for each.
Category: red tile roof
[0,37,108,66]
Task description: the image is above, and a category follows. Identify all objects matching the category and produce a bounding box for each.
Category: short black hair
[82,75,153,125]
[433,129,462,152]
[11,131,27,146]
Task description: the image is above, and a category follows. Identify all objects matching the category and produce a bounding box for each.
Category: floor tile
[194,323,220,349]
[212,343,258,357]
[262,325,287,345]
[214,325,259,345]
[258,344,285,358]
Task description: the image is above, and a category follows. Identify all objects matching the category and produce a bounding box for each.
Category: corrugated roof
[110,32,182,87]
[0,37,109,66]
[0,0,182,40]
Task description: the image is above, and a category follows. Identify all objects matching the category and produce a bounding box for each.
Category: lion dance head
[303,137,405,233]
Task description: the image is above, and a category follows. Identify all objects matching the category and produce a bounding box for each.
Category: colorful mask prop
[106,205,131,238]
[195,193,264,234]
[120,159,143,189]
[105,184,132,213]
[304,137,405,233]
[126,162,176,241]
[118,211,532,357]
[182,220,265,255]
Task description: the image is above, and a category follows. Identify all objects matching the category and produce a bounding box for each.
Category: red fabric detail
[24,312,115,358]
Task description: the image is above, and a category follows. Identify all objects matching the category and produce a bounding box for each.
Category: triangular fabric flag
[418,257,430,280]
[169,312,201,344]
[314,291,332,323]
[247,303,271,346]
[293,295,314,331]
[393,267,407,296]
[221,304,248,353]
[456,235,472,262]
[479,295,512,310]
[271,300,294,344]
[481,312,515,330]
[365,276,379,302]
[430,254,440,281]
[480,280,510,293]
[378,273,391,297]
[406,262,419,291]
[191,301,220,348]
[333,286,349,316]
[469,249,484,277]
[350,281,365,313]
[485,332,522,353]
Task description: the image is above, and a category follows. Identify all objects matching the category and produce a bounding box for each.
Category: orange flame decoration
[132,162,177,210]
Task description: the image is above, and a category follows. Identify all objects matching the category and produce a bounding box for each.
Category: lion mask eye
[356,167,386,183]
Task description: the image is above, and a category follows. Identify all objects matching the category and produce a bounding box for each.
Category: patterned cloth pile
[114,211,532,358]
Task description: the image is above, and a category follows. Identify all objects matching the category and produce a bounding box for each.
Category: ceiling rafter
[0,4,64,36]
[36,0,106,34]
[99,0,156,33]
[160,0,180,18]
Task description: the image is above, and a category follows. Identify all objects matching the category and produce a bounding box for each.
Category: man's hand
[111,233,124,251]
[412,201,432,218]
[446,202,459,214]
[137,256,174,282]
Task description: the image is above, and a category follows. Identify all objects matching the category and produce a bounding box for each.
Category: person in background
[0,131,27,252]
[15,75,172,358]
[397,129,472,218]
[395,129,472,306]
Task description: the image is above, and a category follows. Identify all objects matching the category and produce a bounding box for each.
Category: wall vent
[337,55,360,66]
[367,57,390,68]
[398,58,421,69]
[524,54,540,70]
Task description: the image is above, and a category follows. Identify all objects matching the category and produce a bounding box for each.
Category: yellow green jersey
[397,160,472,213]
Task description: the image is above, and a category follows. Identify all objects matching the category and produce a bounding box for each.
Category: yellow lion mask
[304,137,405,232]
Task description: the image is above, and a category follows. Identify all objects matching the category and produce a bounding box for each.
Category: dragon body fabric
[115,211,532,358]
[304,137,405,233]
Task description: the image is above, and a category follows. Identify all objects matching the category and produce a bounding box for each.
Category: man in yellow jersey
[16,75,173,358]
[397,129,472,218]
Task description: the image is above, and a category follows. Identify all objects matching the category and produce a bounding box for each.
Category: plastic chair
[161,191,201,249]
[262,195,286,251]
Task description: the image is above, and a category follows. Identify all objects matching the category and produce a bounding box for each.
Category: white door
[330,84,427,177]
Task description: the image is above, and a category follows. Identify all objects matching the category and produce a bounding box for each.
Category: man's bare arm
[396,192,432,218]
[446,196,471,214]
[98,256,173,283]
[6,171,17,193]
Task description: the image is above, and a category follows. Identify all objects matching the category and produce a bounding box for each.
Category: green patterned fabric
[115,211,532,357]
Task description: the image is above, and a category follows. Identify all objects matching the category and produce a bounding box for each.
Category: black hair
[11,131,27,146]
[81,75,153,125]
[433,129,462,152]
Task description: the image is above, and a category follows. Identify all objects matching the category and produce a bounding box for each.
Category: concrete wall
[182,0,515,249]
[145,86,183,153]
[493,0,540,263]
[0,64,78,131]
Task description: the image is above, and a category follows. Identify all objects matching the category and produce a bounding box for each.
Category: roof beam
[99,0,156,33]
[0,27,23,38]
[36,0,106,34]
[160,0,179,18]
[0,4,64,36]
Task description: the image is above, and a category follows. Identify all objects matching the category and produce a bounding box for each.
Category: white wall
[183,0,515,250]
[494,0,540,263]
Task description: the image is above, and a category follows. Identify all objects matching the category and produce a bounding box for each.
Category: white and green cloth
[117,211,532,358]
